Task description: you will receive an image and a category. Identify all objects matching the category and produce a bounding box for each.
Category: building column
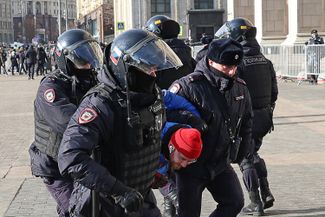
[227,0,234,20]
[254,0,262,43]
[282,0,298,45]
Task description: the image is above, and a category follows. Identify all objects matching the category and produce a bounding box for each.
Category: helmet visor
[66,41,103,70]
[214,23,231,39]
[125,38,183,76]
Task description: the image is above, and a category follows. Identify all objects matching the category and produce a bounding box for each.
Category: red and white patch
[169,83,180,93]
[78,108,98,124]
[44,89,56,103]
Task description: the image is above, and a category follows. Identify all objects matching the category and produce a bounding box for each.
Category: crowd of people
[27,16,278,217]
[0,43,57,79]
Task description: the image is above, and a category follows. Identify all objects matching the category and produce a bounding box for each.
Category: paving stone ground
[1,75,325,217]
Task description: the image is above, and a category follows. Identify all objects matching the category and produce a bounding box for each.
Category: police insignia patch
[169,83,180,93]
[44,89,55,103]
[78,108,98,124]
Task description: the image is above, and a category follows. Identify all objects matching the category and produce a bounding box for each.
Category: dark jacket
[29,70,94,177]
[156,38,196,89]
[237,39,278,138]
[305,35,324,45]
[29,71,79,177]
[169,57,253,179]
[195,45,209,62]
[26,47,37,64]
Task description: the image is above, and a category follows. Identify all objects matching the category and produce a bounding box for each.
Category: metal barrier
[191,43,325,82]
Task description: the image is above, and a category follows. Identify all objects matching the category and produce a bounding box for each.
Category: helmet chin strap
[122,54,140,127]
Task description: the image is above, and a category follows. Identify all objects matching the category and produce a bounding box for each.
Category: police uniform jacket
[237,39,278,138]
[237,39,278,109]
[169,57,253,179]
[29,70,87,177]
[156,38,196,89]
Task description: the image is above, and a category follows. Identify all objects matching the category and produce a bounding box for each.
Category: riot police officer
[145,15,196,89]
[58,29,183,217]
[169,38,253,217]
[215,17,278,216]
[28,29,102,217]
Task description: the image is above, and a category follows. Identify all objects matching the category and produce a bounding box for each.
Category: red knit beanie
[171,128,203,159]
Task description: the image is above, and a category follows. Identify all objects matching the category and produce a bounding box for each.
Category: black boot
[259,177,275,209]
[241,191,264,216]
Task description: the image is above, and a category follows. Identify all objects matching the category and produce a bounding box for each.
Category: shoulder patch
[236,78,246,85]
[169,83,181,94]
[189,74,203,82]
[44,89,56,103]
[78,108,98,124]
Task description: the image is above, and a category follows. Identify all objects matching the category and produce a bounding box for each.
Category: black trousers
[176,165,244,217]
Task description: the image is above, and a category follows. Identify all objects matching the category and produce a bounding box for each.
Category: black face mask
[127,67,156,94]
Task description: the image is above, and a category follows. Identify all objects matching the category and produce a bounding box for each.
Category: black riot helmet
[144,15,180,39]
[215,17,257,42]
[55,29,103,76]
[106,29,183,90]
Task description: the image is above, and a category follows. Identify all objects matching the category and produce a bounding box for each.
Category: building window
[44,2,48,14]
[151,0,171,16]
[36,2,41,14]
[27,1,33,14]
[194,0,213,9]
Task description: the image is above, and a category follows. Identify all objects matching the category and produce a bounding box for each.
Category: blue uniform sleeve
[35,77,77,134]
[162,89,200,117]
[58,94,118,195]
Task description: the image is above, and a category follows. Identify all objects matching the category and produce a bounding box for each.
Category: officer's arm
[36,79,77,134]
[269,61,278,104]
[236,90,254,163]
[58,96,127,195]
[163,89,200,117]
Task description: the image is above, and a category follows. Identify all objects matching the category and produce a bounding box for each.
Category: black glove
[116,190,144,213]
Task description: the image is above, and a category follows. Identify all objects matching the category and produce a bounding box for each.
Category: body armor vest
[240,54,272,109]
[87,83,164,196]
[34,70,72,161]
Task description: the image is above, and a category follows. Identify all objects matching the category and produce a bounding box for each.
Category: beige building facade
[114,0,225,42]
[77,0,107,18]
[229,0,325,44]
[76,0,114,43]
[113,0,325,44]
[0,0,14,43]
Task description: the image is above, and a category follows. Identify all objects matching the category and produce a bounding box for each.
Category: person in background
[36,45,48,76]
[215,17,278,216]
[305,29,324,84]
[18,47,27,75]
[0,46,8,75]
[145,15,196,89]
[10,49,20,75]
[26,45,37,80]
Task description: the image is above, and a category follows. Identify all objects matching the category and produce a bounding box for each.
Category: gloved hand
[116,190,144,213]
[110,179,144,213]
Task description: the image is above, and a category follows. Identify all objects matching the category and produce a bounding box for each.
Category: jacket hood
[241,39,261,56]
